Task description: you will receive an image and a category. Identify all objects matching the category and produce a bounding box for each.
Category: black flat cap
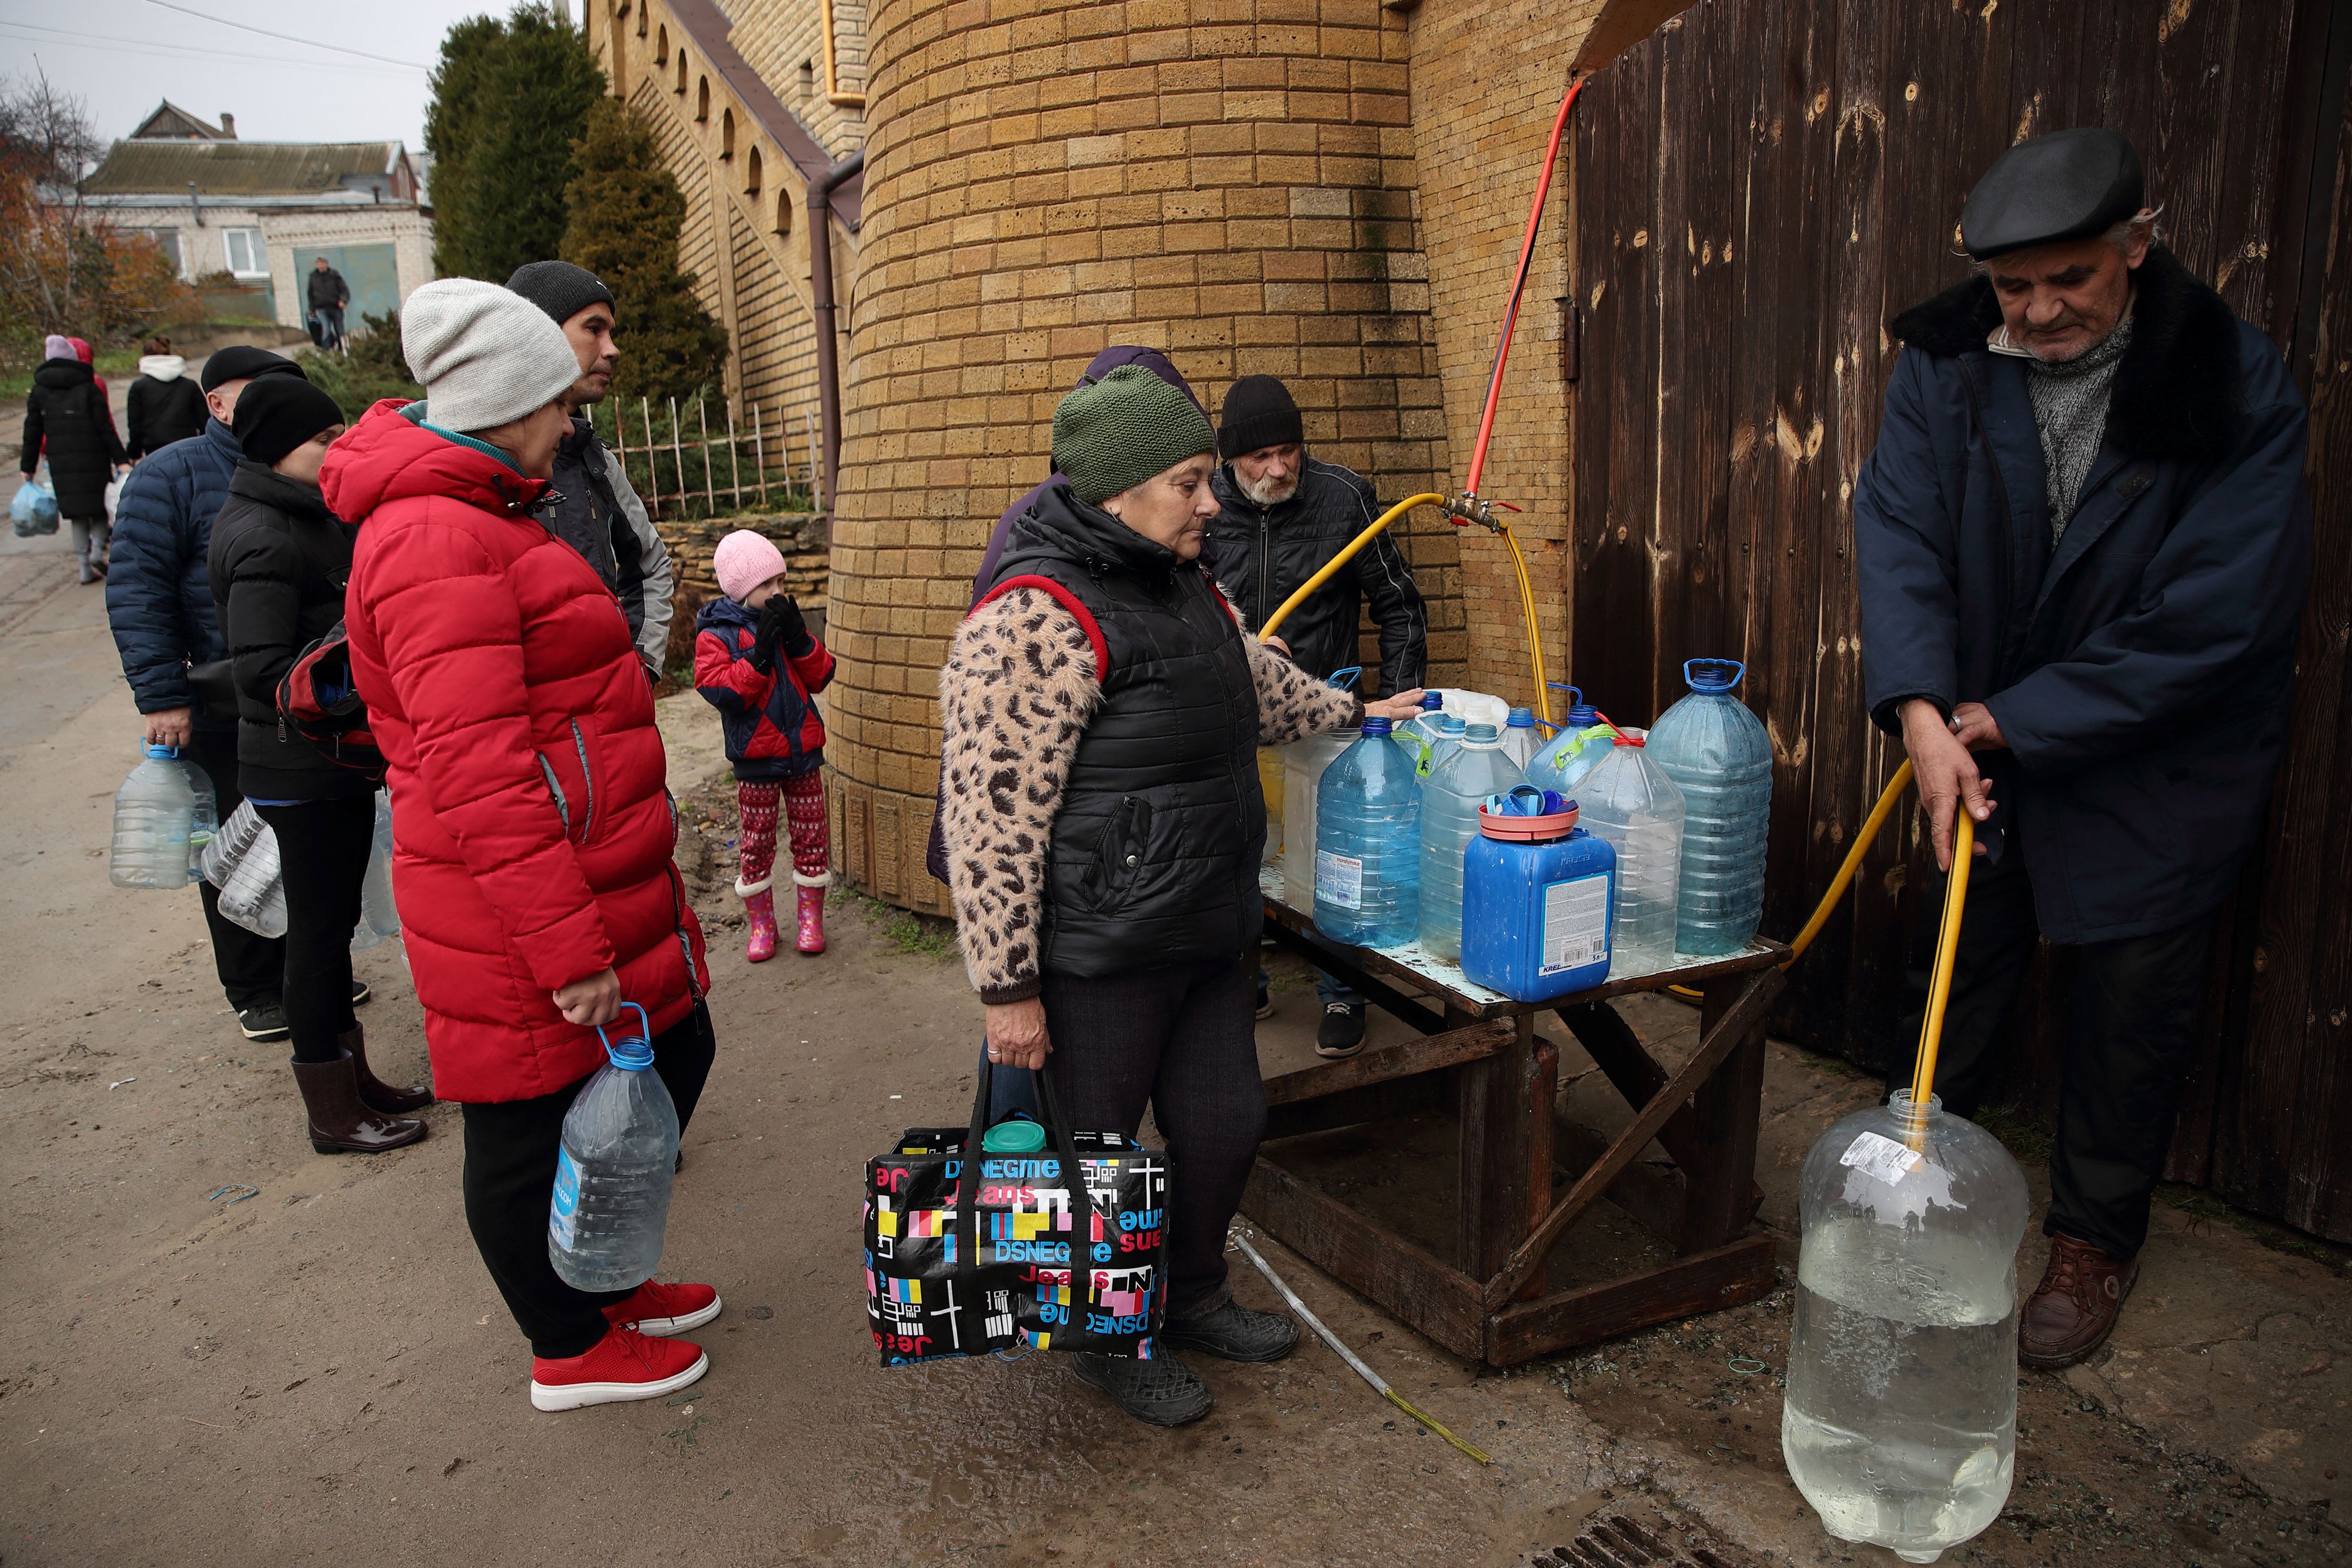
[1961,128,2144,260]
[199,345,305,393]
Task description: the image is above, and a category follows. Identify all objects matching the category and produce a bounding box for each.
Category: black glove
[746,595,805,674]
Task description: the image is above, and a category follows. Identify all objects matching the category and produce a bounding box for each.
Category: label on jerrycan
[1539,874,1611,973]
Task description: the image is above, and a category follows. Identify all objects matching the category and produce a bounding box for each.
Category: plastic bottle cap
[142,741,181,759]
[1435,715,1466,735]
[1361,716,1394,735]
[983,1118,1048,1152]
[597,1001,654,1069]
[1613,734,1645,747]
[1684,658,1746,694]
[1421,692,1444,710]
[1464,722,1499,742]
[1478,798,1581,841]
[1506,708,1535,727]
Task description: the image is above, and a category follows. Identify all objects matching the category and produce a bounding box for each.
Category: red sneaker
[601,1279,723,1337]
[530,1325,707,1412]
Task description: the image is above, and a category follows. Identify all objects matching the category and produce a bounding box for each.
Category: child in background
[696,530,836,959]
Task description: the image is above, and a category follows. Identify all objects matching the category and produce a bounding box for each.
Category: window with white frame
[222,228,267,278]
[142,229,186,279]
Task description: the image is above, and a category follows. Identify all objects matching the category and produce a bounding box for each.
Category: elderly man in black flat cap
[1853,130,2313,1366]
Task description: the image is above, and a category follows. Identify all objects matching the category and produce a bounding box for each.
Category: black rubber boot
[1071,1352,1212,1426]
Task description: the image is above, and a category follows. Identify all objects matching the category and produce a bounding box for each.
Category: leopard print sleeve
[936,588,1103,1003]
[1244,628,1366,744]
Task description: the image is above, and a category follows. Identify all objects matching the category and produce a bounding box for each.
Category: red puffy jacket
[324,400,709,1103]
[691,594,834,781]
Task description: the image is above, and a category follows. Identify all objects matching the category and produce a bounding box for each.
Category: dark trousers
[1041,956,1264,1316]
[186,726,285,1009]
[254,798,375,1063]
[459,1002,716,1359]
[1889,853,2212,1262]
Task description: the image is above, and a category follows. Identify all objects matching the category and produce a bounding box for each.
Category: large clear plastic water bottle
[1314,716,1421,948]
[352,792,402,951]
[1573,735,1685,971]
[109,743,217,889]
[1418,713,1467,780]
[1279,667,1362,910]
[1500,707,1541,770]
[1415,723,1523,962]
[1647,660,1775,955]
[203,801,287,938]
[1523,686,1614,794]
[1784,1091,2029,1563]
[549,1003,680,1292]
[1403,690,1446,748]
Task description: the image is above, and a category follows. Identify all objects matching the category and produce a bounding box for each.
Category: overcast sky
[0,0,567,151]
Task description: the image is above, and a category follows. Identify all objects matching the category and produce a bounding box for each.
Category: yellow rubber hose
[1499,519,1553,728]
[1257,493,1445,647]
[1906,810,1974,1152]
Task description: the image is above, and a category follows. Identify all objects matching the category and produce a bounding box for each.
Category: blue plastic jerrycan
[1461,785,1618,1002]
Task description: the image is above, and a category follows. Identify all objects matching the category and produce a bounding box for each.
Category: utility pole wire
[136,0,431,69]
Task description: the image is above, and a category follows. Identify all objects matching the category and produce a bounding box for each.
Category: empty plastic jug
[352,793,402,951]
[1402,691,1449,763]
[1501,707,1541,770]
[204,800,286,938]
[1416,723,1523,962]
[1783,1091,2029,1563]
[1523,686,1615,794]
[1573,734,1685,972]
[1417,713,1468,780]
[1648,659,1773,955]
[549,1002,680,1292]
[1279,667,1361,910]
[110,743,217,890]
[1314,716,1422,948]
[1460,788,1617,1001]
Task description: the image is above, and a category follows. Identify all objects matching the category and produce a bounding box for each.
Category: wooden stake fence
[592,394,821,521]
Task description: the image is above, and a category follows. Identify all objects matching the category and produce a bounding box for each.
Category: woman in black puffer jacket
[209,375,431,1156]
[17,334,126,582]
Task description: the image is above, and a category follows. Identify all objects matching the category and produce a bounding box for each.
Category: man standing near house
[106,345,312,1042]
[1853,129,2311,1369]
[306,256,349,350]
[507,260,674,682]
[1202,373,1428,1059]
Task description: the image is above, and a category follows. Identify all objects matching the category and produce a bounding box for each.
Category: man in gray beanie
[507,260,673,682]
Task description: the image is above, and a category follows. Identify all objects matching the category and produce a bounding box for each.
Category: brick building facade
[587,0,1609,914]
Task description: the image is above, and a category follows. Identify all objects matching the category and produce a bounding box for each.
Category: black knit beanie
[199,345,305,393]
[233,376,348,466]
[506,260,617,326]
[1217,373,1304,460]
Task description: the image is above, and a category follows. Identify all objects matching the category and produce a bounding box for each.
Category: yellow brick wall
[822,0,1468,913]
[729,0,870,158]
[1402,0,1606,708]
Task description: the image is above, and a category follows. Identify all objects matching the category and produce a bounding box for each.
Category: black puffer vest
[984,483,1265,978]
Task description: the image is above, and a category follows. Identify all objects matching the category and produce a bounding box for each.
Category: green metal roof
[82,140,398,198]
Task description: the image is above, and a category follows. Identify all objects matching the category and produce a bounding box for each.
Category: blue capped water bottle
[1416,722,1523,962]
[110,742,217,889]
[1647,659,1773,955]
[1523,686,1615,793]
[549,1003,679,1292]
[1314,716,1421,948]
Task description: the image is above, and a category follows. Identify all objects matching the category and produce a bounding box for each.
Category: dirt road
[2,554,2342,1568]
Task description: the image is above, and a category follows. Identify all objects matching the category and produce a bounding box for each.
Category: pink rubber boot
[794,878,827,955]
[739,875,779,963]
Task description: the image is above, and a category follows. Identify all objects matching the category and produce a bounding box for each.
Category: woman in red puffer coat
[323,279,717,1415]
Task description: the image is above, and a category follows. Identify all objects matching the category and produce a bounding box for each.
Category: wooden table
[1244,865,1789,1366]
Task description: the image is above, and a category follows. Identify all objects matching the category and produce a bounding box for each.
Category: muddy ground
[2,551,2344,1567]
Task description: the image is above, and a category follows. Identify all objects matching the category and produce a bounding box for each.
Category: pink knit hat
[714,529,788,601]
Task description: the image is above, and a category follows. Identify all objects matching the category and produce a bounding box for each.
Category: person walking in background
[108,345,311,1042]
[306,256,349,350]
[209,375,430,1155]
[20,333,126,583]
[125,337,208,461]
[694,530,834,961]
[325,279,717,1412]
[505,260,674,683]
[1201,373,1428,1056]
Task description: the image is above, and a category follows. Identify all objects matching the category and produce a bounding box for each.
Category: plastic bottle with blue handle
[110,742,217,890]
[1314,716,1422,948]
[549,1002,679,1292]
[1416,721,1524,962]
[1416,713,1467,781]
[1646,658,1774,955]
[1501,707,1542,770]
[1522,686,1616,794]
[1572,734,1686,972]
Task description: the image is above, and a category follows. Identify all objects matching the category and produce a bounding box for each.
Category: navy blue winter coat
[1853,246,2312,943]
[105,420,242,720]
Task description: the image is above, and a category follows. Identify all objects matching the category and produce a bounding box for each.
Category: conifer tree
[559,99,729,403]
[425,5,604,282]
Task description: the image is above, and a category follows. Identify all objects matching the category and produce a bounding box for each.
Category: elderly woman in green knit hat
[936,366,1425,1426]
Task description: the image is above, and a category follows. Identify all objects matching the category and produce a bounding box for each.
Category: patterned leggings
[739,774,829,888]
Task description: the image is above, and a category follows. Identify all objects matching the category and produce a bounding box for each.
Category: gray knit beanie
[399,279,582,433]
[1050,365,1217,505]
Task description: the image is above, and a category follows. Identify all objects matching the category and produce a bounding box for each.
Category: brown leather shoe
[292,1055,427,1154]
[2019,1232,2138,1369]
[338,1025,434,1114]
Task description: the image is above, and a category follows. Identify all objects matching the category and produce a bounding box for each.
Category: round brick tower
[823,0,1466,915]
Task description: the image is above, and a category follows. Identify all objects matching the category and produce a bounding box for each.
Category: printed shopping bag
[863,1063,1171,1367]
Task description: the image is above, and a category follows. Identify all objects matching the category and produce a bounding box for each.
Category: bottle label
[1539,873,1611,973]
[549,1146,582,1250]
[1839,1129,1924,1185]
[1315,850,1364,910]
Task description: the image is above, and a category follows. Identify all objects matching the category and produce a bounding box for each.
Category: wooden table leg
[1677,970,1773,1253]
[1455,1008,1535,1288]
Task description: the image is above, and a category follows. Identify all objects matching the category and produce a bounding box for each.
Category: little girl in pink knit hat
[694,529,836,959]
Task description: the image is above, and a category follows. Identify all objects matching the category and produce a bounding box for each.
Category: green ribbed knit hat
[1050,364,1217,505]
